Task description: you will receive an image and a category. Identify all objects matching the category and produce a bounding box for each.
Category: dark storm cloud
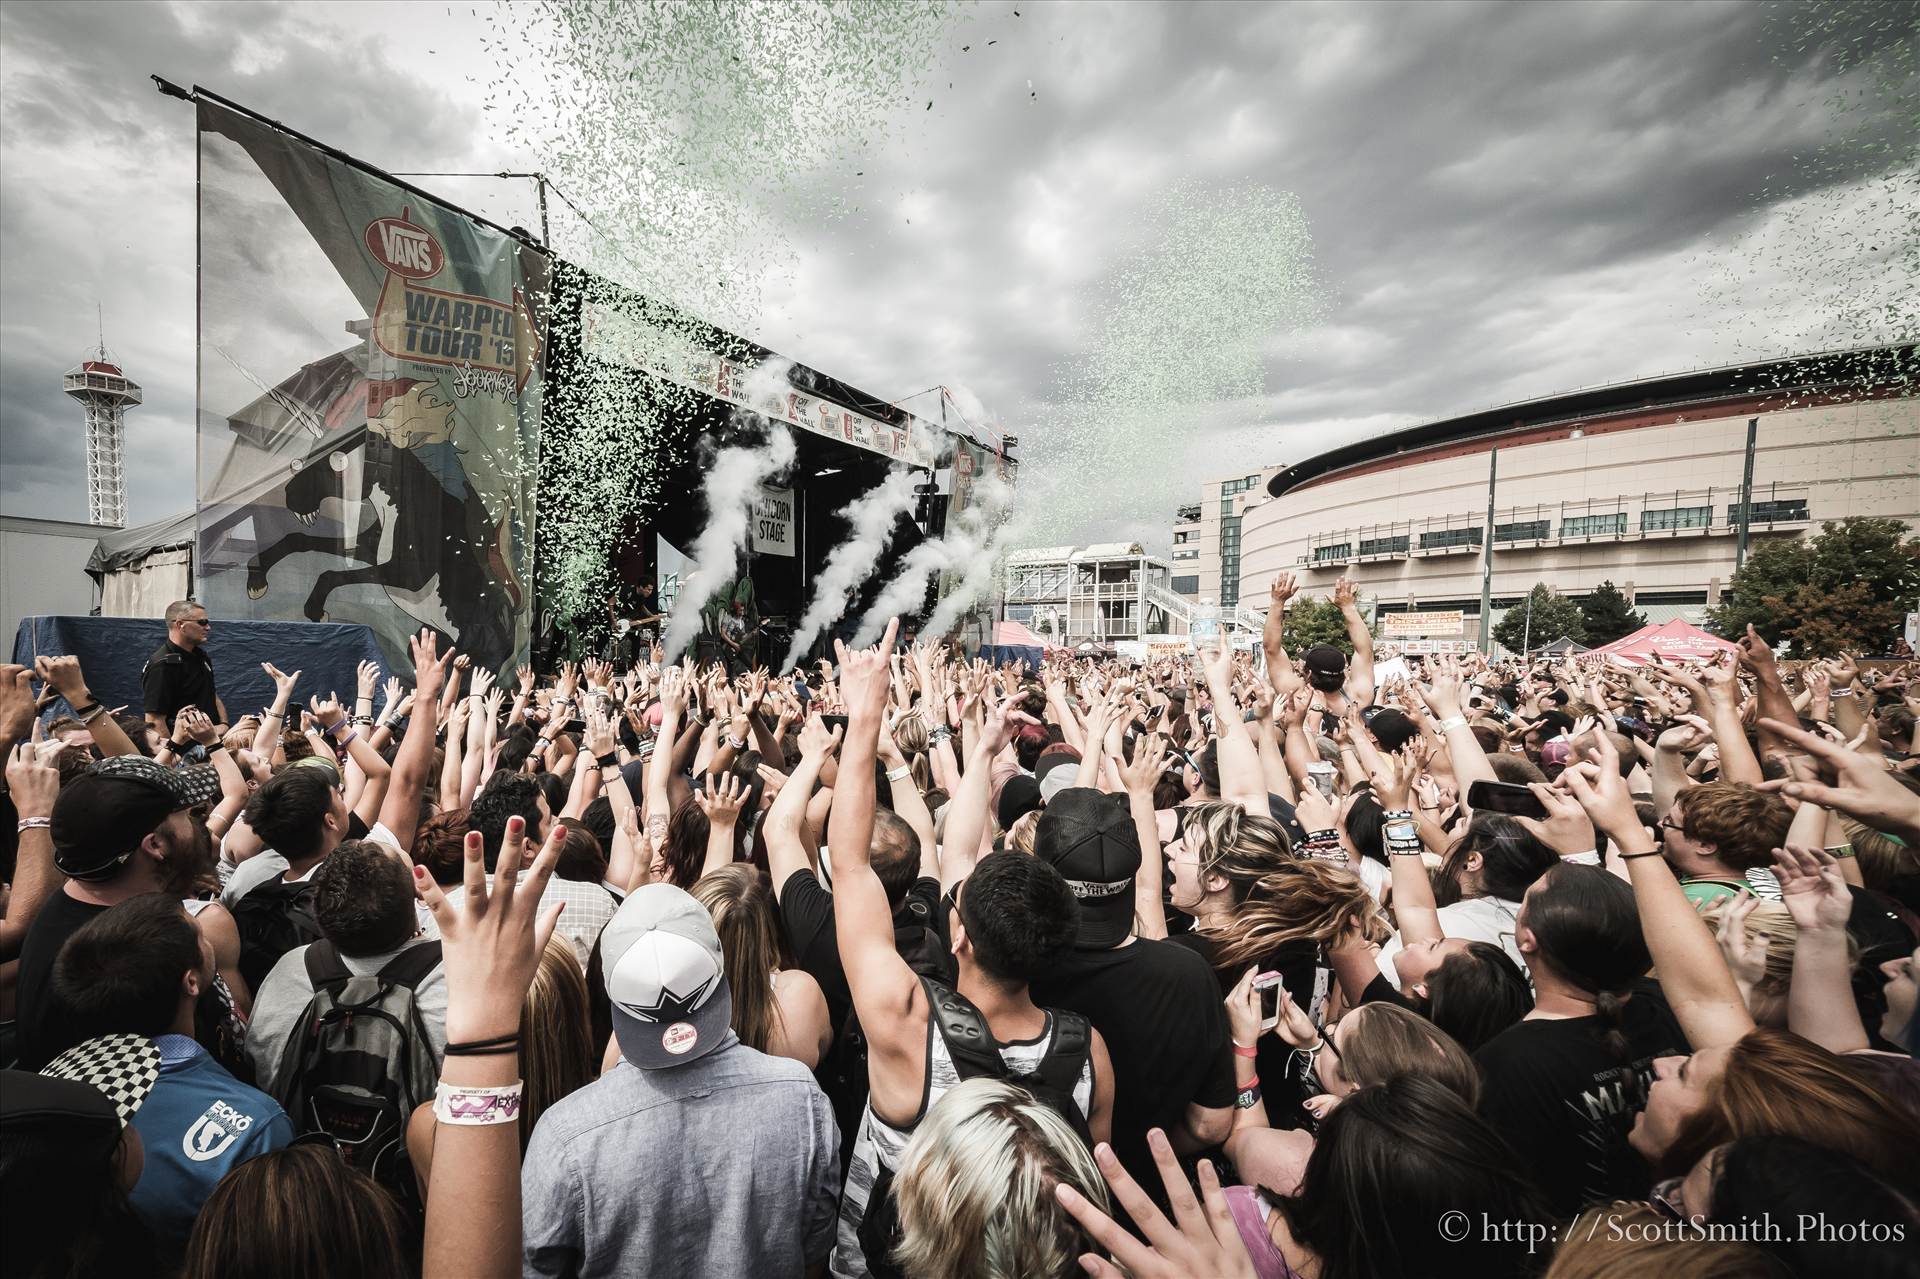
[2,1,1903,548]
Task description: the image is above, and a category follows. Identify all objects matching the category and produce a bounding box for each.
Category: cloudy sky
[0,0,1906,547]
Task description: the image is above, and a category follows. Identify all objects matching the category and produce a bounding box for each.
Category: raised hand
[516,664,535,695]
[1516,782,1596,856]
[695,772,749,826]
[1332,576,1358,609]
[33,654,91,707]
[356,659,380,701]
[1713,891,1768,999]
[1758,716,1920,841]
[261,661,301,704]
[1557,733,1641,842]
[1120,733,1170,797]
[470,667,496,701]
[409,629,455,703]
[381,674,403,708]
[1771,844,1854,934]
[6,731,61,819]
[1270,572,1296,608]
[308,692,347,730]
[1656,714,1713,754]
[414,818,566,1042]
[798,714,843,762]
[1053,1132,1259,1279]
[1366,744,1417,811]
[0,664,34,744]
[180,707,221,747]
[834,618,899,722]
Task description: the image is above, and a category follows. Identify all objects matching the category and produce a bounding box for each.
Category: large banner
[195,97,545,674]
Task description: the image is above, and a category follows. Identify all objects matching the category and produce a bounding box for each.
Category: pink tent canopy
[993,619,1045,647]
[1579,618,1739,665]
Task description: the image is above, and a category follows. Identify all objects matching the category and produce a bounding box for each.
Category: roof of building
[1007,544,1079,565]
[1072,542,1146,559]
[1266,344,1914,500]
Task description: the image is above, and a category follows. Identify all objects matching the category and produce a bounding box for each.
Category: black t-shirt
[1171,930,1317,1126]
[1030,937,1237,1190]
[141,640,217,724]
[1473,979,1689,1217]
[779,868,945,1035]
[14,892,111,1070]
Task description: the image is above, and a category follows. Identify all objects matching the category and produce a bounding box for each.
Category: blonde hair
[519,937,595,1152]
[1005,809,1041,855]
[893,712,933,793]
[1185,800,1389,969]
[893,1077,1109,1279]
[691,864,786,1053]
[1546,1202,1780,1279]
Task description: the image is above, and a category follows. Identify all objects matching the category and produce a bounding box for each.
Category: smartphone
[1253,971,1285,1030]
[821,713,849,733]
[1467,779,1549,821]
[1307,762,1336,802]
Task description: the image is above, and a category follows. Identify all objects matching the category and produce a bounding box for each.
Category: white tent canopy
[87,510,194,617]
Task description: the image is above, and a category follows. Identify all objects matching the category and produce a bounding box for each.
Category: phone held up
[1253,970,1285,1030]
[1467,778,1548,821]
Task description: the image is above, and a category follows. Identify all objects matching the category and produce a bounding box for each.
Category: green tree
[1493,584,1586,655]
[1283,597,1363,654]
[1708,518,1920,654]
[1579,580,1646,646]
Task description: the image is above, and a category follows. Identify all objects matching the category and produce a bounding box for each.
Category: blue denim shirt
[522,1036,841,1279]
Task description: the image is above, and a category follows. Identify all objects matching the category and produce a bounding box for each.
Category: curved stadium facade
[1225,347,1918,645]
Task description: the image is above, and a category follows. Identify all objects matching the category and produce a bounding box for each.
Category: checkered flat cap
[40,1034,162,1129]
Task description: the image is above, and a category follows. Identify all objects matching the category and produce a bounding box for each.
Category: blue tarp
[979,644,1044,673]
[13,616,388,722]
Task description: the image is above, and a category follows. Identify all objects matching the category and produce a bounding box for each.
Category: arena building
[1226,346,1917,646]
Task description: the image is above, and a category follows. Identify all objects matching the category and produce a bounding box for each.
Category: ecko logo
[364,213,444,280]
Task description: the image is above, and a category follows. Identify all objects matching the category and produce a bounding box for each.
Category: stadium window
[1313,542,1352,563]
[1172,574,1199,594]
[1561,513,1627,538]
[1725,499,1808,525]
[1641,505,1712,531]
[1358,534,1410,556]
[1493,520,1550,543]
[1419,528,1483,550]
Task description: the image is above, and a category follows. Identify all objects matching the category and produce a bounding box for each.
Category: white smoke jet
[850,471,1012,648]
[921,510,1025,641]
[780,468,918,671]
[661,364,800,660]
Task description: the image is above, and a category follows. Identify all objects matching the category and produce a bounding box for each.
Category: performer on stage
[606,579,665,666]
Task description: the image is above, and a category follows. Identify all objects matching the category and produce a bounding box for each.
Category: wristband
[1381,809,1414,822]
[1231,1042,1259,1059]
[335,730,358,750]
[1824,843,1856,860]
[1234,1081,1262,1110]
[73,702,107,725]
[726,733,749,751]
[929,726,953,744]
[433,1081,524,1125]
[1436,715,1468,732]
[1618,850,1663,859]
[1832,689,1856,698]
[17,817,52,833]
[596,751,620,770]
[885,763,912,783]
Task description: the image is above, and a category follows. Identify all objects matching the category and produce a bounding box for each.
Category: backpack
[855,978,1092,1278]
[269,939,443,1214]
[231,877,324,992]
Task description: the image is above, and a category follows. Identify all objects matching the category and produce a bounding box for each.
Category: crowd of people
[3,582,1919,1279]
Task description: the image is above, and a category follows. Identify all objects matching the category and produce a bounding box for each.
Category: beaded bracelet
[433,1081,523,1126]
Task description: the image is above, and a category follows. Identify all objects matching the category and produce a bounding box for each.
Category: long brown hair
[1184,800,1388,969]
[691,864,787,1054]
[1663,1028,1920,1200]
[183,1145,412,1279]
[1335,1004,1482,1106]
[519,937,596,1152]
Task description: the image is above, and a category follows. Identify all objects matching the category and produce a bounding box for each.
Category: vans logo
[364,212,444,280]
[182,1099,255,1162]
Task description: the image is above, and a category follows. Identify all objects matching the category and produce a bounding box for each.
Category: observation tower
[63,336,142,527]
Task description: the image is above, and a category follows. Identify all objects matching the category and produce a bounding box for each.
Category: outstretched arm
[1334,577,1375,705]
[378,630,453,851]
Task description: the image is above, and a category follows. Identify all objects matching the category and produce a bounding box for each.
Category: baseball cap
[51,757,196,881]
[602,884,734,1069]
[1366,707,1419,754]
[1302,645,1346,677]
[1034,788,1141,949]
[38,1034,162,1129]
[997,774,1044,831]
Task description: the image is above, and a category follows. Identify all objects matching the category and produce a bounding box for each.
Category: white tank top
[829,1006,1095,1279]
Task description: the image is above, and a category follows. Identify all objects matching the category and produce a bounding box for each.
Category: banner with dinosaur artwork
[194,95,546,675]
